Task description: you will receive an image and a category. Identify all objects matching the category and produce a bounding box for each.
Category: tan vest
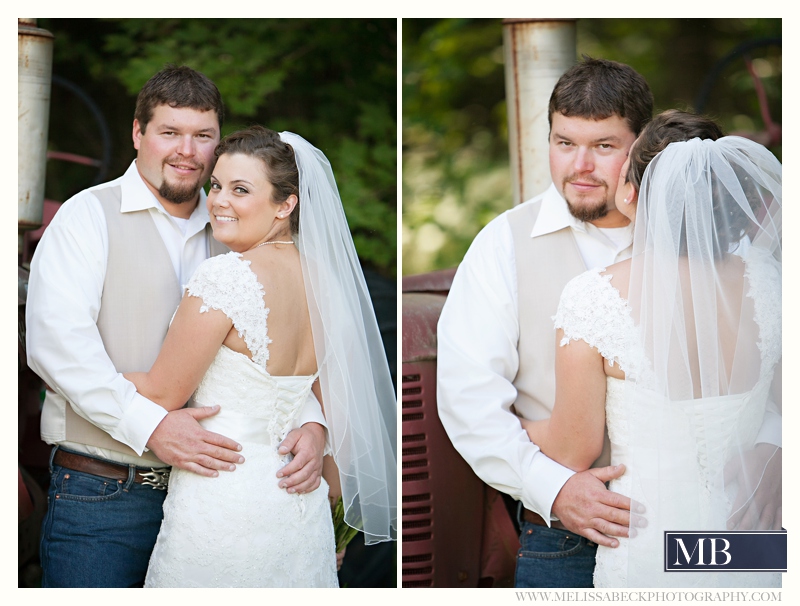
[508,200,611,468]
[64,185,228,462]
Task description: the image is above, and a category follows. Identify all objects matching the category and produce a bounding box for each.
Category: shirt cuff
[116,393,168,456]
[297,391,331,456]
[520,452,576,524]
[755,410,781,448]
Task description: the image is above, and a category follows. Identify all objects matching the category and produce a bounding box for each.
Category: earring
[623,198,628,204]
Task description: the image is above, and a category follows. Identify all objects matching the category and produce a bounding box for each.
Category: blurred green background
[402,18,781,276]
[39,18,397,279]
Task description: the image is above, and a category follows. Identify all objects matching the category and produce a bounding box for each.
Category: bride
[124,126,397,587]
[522,110,781,587]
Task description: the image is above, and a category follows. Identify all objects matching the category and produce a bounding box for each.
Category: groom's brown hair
[134,64,224,133]
[548,56,653,136]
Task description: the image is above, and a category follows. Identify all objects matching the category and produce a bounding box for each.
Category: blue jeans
[514,504,597,588]
[39,447,167,587]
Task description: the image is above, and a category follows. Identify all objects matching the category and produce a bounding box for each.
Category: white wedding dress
[144,252,338,588]
[553,247,781,588]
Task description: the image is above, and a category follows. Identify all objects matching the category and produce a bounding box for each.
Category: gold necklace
[255,240,294,248]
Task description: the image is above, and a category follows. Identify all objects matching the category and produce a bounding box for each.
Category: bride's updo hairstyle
[627,110,772,257]
[214,125,300,235]
[625,109,723,190]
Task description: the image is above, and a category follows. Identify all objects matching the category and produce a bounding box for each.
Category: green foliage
[336,102,397,272]
[39,18,397,277]
[576,19,782,145]
[403,18,781,275]
[403,19,510,275]
[332,496,360,553]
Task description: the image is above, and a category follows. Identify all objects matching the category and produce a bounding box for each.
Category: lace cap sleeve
[185,252,271,367]
[552,268,639,374]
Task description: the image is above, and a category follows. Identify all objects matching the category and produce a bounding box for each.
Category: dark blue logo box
[665,530,786,572]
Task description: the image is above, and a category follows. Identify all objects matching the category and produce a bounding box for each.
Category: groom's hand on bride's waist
[147,405,245,477]
[276,422,326,494]
[551,464,640,548]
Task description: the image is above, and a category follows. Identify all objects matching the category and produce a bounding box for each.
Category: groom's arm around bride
[436,57,651,589]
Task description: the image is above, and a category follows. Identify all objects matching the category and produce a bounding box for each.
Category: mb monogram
[671,537,732,566]
[664,531,787,572]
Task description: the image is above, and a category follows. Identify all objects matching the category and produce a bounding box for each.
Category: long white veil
[623,136,781,586]
[280,132,397,544]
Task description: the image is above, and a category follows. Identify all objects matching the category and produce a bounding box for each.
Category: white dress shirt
[437,184,633,520]
[27,161,326,466]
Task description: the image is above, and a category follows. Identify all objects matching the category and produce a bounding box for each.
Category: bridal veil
[280,132,397,545]
[623,136,782,586]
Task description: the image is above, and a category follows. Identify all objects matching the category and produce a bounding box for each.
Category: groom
[26,65,328,587]
[437,57,652,588]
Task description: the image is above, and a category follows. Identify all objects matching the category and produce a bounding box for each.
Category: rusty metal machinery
[503,19,576,207]
[401,269,518,588]
[18,19,53,256]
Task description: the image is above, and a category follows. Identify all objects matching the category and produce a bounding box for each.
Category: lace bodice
[553,248,781,385]
[194,346,314,444]
[554,252,780,465]
[185,251,315,441]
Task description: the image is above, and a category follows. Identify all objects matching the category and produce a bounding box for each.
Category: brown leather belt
[53,449,170,490]
[523,508,567,530]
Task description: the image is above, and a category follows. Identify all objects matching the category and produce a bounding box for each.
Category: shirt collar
[530,183,587,238]
[120,160,211,231]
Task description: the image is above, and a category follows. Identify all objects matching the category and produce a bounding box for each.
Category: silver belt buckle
[141,467,170,490]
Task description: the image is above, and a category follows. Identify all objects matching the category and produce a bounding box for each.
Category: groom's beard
[563,175,611,222]
[158,156,207,204]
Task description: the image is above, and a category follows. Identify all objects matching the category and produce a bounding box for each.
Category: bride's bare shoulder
[601,258,631,299]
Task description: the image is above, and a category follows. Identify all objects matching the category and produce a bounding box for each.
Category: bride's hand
[277,422,326,494]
